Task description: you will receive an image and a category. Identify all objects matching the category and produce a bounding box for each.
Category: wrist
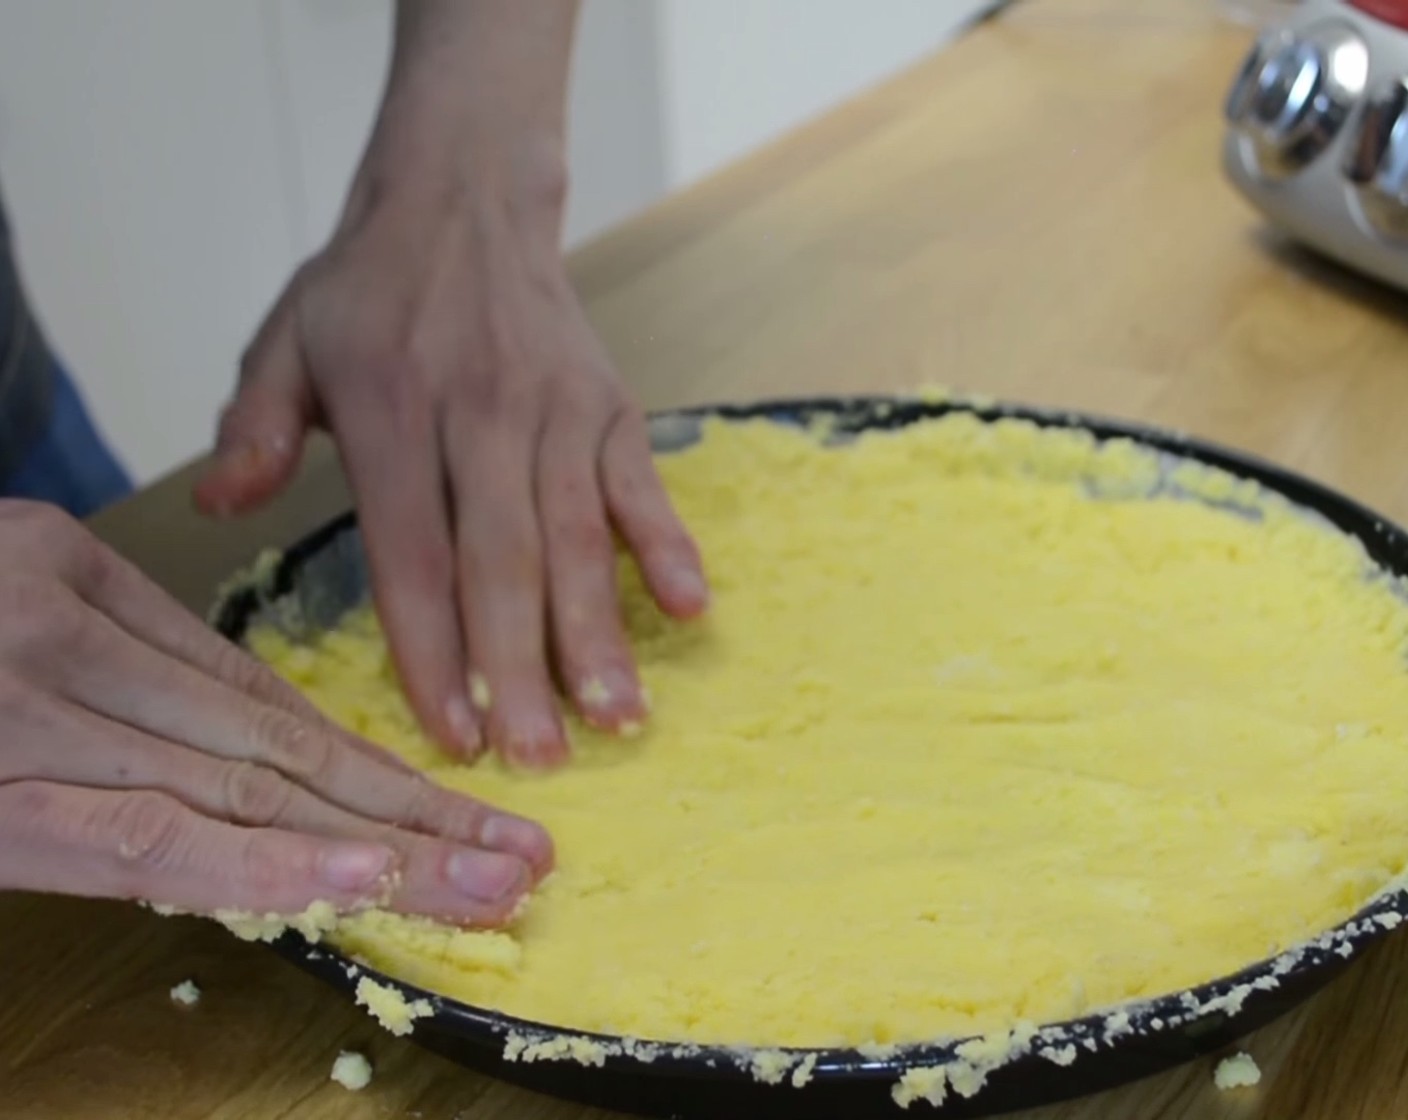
[344,116,568,244]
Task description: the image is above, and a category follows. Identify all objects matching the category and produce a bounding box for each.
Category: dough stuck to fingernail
[469,673,493,711]
[579,677,611,707]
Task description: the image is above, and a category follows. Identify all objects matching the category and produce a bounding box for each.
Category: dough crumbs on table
[169,980,201,1007]
[354,977,433,1037]
[330,1050,373,1091]
[1214,1052,1261,1090]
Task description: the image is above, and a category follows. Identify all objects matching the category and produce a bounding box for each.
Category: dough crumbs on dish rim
[355,976,433,1037]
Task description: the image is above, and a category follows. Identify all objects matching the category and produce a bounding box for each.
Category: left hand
[193,164,708,768]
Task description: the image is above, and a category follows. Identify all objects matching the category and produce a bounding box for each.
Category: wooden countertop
[12,0,1408,1116]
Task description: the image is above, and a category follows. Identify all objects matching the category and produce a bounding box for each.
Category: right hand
[0,499,552,926]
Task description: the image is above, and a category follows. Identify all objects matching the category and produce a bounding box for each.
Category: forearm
[351,0,580,221]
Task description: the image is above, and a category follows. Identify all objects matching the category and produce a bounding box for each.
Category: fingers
[0,779,396,917]
[41,519,408,774]
[323,371,481,758]
[21,606,553,878]
[537,407,646,733]
[600,407,710,620]
[445,406,568,769]
[194,286,315,517]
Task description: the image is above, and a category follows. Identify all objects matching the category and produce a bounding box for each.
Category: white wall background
[0,0,993,485]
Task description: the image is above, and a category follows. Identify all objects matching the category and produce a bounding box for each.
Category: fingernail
[664,566,709,608]
[504,711,566,763]
[445,695,481,755]
[217,443,261,473]
[577,669,637,713]
[318,842,394,893]
[447,849,527,902]
[482,815,552,866]
[219,436,290,474]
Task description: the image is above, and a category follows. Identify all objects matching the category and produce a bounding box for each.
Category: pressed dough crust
[251,413,1408,1050]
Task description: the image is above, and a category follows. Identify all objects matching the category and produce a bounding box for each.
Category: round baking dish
[210,395,1408,1119]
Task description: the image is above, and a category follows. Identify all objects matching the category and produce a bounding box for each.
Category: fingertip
[443,694,485,760]
[481,814,556,878]
[650,560,711,619]
[316,840,398,895]
[445,848,532,910]
[573,667,648,732]
[500,726,572,772]
[194,437,301,517]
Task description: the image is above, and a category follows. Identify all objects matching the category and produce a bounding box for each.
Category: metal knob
[1344,78,1408,239]
[1225,22,1370,180]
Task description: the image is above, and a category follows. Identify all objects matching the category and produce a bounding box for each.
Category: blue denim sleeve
[0,186,57,485]
[0,184,132,518]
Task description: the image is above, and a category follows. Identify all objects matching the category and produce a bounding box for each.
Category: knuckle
[0,669,32,723]
[104,791,188,870]
[2,498,77,544]
[392,774,437,831]
[359,352,433,435]
[60,523,114,594]
[1,577,95,657]
[221,761,295,827]
[494,527,544,593]
[215,639,304,710]
[550,506,614,565]
[398,538,455,601]
[0,667,64,746]
[249,706,335,785]
[0,779,61,844]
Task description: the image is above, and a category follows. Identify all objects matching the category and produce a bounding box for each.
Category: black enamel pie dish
[211,395,1408,1119]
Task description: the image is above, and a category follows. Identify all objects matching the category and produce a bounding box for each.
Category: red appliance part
[1350,0,1408,32]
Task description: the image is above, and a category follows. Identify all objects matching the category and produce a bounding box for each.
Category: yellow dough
[251,412,1408,1050]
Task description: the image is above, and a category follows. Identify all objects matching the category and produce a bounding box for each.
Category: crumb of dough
[330,1050,373,1091]
[893,1067,948,1108]
[214,900,340,944]
[469,673,493,711]
[251,414,1408,1053]
[503,1033,609,1067]
[354,976,433,1037]
[791,1053,819,1087]
[748,1049,792,1084]
[1214,1052,1261,1090]
[579,677,611,706]
[1040,1044,1077,1067]
[169,980,201,1007]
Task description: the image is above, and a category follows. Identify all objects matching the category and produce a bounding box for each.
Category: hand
[0,500,552,925]
[194,172,709,768]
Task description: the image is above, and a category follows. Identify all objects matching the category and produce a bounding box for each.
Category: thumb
[194,294,314,518]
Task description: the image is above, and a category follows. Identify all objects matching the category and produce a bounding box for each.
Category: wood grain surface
[15,0,1408,1116]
